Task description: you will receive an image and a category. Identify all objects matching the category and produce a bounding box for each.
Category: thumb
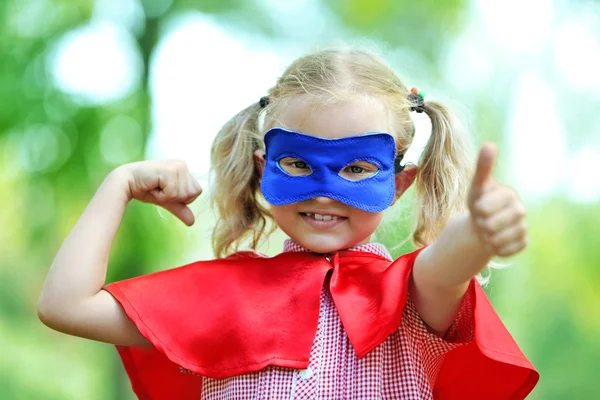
[471,142,497,192]
[161,202,195,226]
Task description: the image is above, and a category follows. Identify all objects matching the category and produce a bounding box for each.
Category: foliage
[1,0,597,399]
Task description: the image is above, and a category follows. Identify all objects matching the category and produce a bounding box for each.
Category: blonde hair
[210,47,473,258]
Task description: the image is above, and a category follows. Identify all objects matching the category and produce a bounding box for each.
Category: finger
[162,202,195,226]
[473,187,517,218]
[496,237,528,257]
[488,221,527,249]
[471,143,498,192]
[150,168,179,203]
[184,178,202,205]
[176,165,189,199]
[477,203,526,234]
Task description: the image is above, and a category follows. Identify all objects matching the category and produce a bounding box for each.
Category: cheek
[349,210,384,231]
[270,204,296,224]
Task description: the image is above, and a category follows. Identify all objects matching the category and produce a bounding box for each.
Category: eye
[293,161,309,169]
[278,157,313,176]
[339,161,379,181]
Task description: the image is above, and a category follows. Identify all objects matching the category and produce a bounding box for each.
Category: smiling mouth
[300,212,347,221]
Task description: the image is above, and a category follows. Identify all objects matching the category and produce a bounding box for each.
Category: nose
[314,196,336,204]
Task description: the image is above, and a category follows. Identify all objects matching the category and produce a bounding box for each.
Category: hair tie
[259,96,271,108]
[408,87,425,113]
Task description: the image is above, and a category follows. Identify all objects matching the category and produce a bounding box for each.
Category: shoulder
[124,250,321,283]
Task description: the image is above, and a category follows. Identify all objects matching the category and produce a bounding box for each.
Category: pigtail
[210,102,273,258]
[412,101,473,246]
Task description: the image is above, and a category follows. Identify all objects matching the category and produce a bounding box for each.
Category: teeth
[305,213,338,221]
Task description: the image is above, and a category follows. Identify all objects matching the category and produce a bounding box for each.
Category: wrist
[106,166,134,204]
[465,212,495,258]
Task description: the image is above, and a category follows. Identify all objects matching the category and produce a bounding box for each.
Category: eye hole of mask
[338,161,380,181]
[278,157,313,176]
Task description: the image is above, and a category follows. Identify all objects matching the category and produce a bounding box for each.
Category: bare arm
[37,160,202,346]
[37,167,150,345]
[411,144,528,334]
[411,214,491,334]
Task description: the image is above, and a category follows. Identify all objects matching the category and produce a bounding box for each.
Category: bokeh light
[2,0,599,399]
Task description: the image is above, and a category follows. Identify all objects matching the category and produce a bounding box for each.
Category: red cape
[103,249,539,399]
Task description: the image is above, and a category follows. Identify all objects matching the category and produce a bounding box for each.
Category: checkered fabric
[200,241,474,399]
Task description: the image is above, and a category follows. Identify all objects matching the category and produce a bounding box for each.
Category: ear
[391,164,417,206]
[254,149,266,176]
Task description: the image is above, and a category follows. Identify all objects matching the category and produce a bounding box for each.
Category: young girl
[38,48,539,399]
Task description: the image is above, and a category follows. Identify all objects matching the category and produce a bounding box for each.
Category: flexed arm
[37,161,202,346]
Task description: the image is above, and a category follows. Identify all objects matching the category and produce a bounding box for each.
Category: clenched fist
[468,144,528,257]
[118,160,202,226]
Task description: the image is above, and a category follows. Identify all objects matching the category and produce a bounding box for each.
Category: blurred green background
[1,0,599,398]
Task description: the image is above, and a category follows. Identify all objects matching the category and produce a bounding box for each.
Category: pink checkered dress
[200,241,473,399]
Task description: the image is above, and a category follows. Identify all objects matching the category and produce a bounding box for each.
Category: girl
[38,48,538,399]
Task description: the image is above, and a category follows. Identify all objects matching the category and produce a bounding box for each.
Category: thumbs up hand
[468,143,528,257]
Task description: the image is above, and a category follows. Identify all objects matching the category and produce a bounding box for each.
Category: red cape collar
[106,248,415,376]
[104,248,539,399]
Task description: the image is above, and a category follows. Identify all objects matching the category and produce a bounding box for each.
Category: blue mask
[261,128,400,212]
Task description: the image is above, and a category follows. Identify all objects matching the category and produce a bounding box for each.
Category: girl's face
[258,95,415,253]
